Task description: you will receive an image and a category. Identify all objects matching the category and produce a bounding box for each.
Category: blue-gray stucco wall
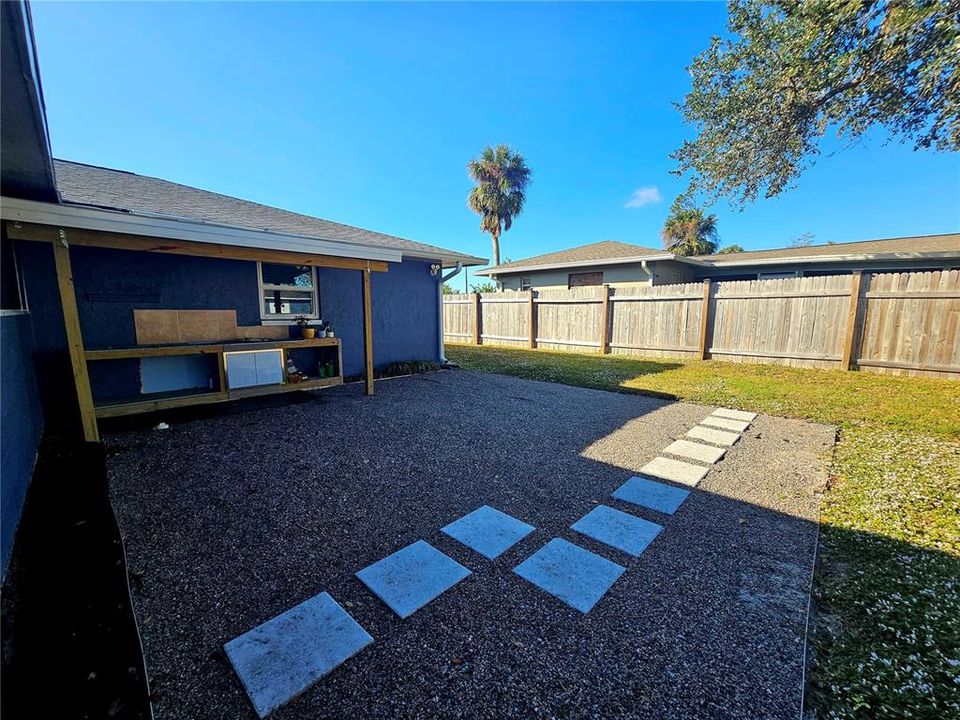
[16,242,441,405]
[1,312,44,578]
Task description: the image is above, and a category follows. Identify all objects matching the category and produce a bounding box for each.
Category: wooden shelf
[90,338,344,418]
[86,336,340,361]
[94,377,343,418]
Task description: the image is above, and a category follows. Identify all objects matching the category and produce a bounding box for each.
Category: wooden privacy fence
[443,269,960,379]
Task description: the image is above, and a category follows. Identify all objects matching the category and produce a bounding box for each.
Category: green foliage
[467,145,532,267]
[446,343,960,718]
[716,244,745,254]
[470,281,498,293]
[662,196,719,255]
[441,283,458,295]
[672,0,960,206]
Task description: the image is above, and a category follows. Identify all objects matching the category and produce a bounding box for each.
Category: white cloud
[624,186,662,209]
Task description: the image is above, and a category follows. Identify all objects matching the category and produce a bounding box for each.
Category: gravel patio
[106,369,835,719]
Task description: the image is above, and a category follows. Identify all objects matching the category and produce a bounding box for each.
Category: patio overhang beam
[5,221,390,272]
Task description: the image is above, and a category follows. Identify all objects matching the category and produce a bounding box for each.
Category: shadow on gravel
[1,435,151,720]
[13,371,954,719]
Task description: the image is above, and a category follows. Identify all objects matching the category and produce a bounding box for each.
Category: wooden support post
[528,289,536,349]
[697,279,712,360]
[362,267,374,395]
[599,285,611,354]
[841,271,866,370]
[52,236,100,442]
[472,292,481,345]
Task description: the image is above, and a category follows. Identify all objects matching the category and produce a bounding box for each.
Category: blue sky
[32,2,960,289]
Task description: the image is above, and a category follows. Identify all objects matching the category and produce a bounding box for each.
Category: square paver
[224,592,373,718]
[712,407,757,422]
[513,538,625,613]
[663,438,727,464]
[441,505,535,559]
[356,540,470,619]
[700,416,751,433]
[640,456,710,486]
[686,425,740,447]
[571,505,662,557]
[612,475,691,515]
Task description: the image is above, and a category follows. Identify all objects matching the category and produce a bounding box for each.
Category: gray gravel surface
[106,370,835,720]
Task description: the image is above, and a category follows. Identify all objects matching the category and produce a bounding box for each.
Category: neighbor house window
[520,276,532,291]
[258,262,319,320]
[568,271,604,288]
[757,271,799,280]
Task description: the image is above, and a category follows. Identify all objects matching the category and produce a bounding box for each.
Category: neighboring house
[476,235,960,290]
[0,2,484,576]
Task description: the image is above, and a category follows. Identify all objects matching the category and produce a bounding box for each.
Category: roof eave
[694,251,960,268]
[1,196,404,262]
[475,253,676,276]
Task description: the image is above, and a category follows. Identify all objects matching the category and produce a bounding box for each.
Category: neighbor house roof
[688,233,960,267]
[474,240,672,276]
[476,234,960,277]
[47,160,486,267]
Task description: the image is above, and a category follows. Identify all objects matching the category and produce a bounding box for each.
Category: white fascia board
[474,253,676,276]
[690,251,960,268]
[403,250,488,267]
[0,197,403,263]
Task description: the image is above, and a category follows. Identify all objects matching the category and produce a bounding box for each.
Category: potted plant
[295,315,316,339]
[325,322,335,338]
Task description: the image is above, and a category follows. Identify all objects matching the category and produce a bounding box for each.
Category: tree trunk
[491,229,501,267]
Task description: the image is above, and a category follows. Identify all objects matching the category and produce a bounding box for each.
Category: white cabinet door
[225,349,283,388]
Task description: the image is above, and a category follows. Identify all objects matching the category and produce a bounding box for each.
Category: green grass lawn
[446,344,960,719]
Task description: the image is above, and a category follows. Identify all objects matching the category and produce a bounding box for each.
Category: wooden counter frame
[11,223,381,439]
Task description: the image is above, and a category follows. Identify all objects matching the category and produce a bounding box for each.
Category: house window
[568,271,604,288]
[258,262,319,320]
[757,271,799,280]
[520,276,532,291]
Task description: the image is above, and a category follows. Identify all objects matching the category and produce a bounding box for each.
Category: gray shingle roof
[52,159,486,265]
[476,240,669,275]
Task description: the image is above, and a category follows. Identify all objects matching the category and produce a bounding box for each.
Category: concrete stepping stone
[700,416,751,433]
[640,456,710,487]
[613,475,691,515]
[686,425,740,447]
[224,592,373,718]
[712,407,757,422]
[441,505,535,560]
[356,540,470,619]
[663,438,727,464]
[571,505,662,557]
[513,538,625,613]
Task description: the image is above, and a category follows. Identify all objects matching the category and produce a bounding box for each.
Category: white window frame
[519,276,532,291]
[257,262,319,322]
[757,270,800,280]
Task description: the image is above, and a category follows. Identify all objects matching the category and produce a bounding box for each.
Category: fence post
[697,279,712,359]
[472,292,481,345]
[599,284,612,354]
[528,289,537,348]
[841,271,866,370]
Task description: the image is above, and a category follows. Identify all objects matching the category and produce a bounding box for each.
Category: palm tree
[715,244,744,254]
[467,145,531,267]
[661,202,719,256]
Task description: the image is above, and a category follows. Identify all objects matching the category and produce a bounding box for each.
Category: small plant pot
[301,328,316,339]
[326,330,335,338]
